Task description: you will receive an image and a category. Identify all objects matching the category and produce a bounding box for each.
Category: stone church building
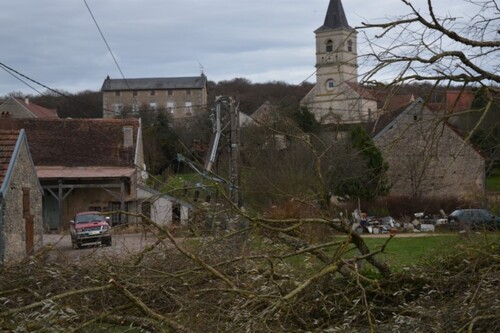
[300,0,485,199]
[301,0,377,124]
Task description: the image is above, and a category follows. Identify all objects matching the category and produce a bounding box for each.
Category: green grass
[362,235,460,269]
[487,168,500,191]
[184,232,500,278]
[158,173,206,196]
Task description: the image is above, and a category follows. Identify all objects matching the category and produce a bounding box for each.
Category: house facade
[372,99,485,198]
[0,130,43,264]
[0,97,58,119]
[101,74,208,120]
[0,119,192,231]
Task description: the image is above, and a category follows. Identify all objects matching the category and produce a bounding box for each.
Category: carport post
[58,179,63,231]
[120,179,126,224]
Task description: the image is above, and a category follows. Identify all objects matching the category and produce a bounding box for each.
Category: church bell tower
[315,0,358,93]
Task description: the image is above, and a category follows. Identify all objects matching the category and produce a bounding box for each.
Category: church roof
[316,0,352,32]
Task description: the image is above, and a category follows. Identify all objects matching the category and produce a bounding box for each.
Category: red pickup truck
[70,211,112,248]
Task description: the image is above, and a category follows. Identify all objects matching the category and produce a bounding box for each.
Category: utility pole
[229,98,240,206]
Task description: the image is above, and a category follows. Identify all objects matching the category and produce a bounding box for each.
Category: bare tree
[360,0,499,87]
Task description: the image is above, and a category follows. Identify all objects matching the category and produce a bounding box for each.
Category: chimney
[24,97,29,105]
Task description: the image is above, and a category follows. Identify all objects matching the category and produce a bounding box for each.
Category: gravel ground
[43,232,165,263]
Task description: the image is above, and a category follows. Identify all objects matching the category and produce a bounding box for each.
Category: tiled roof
[346,83,377,101]
[101,75,207,91]
[0,119,140,168]
[15,98,58,118]
[0,130,20,188]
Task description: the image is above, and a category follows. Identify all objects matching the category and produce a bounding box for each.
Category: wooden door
[23,188,34,254]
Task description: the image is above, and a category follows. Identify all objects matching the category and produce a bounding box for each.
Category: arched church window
[326,79,336,90]
[347,39,353,52]
[326,40,333,52]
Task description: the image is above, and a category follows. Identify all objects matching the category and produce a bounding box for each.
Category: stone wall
[1,140,43,263]
[375,104,485,199]
[103,88,206,119]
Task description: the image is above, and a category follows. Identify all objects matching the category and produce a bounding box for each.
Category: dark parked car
[447,209,498,230]
[70,211,112,248]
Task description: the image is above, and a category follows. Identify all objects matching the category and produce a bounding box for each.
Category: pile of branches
[0,218,499,332]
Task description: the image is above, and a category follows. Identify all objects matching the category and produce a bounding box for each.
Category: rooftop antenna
[198,61,204,75]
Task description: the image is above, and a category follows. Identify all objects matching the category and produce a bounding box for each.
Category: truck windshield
[75,214,105,223]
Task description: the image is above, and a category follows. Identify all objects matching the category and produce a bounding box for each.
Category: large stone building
[101,74,208,120]
[300,0,485,199]
[301,0,377,124]
[372,99,485,199]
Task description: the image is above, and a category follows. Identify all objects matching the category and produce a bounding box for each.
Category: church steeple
[317,0,351,31]
[314,0,358,87]
[301,1,375,125]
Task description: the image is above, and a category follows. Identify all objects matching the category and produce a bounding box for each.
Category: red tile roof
[15,98,59,118]
[0,130,20,187]
[0,118,140,168]
[346,82,377,101]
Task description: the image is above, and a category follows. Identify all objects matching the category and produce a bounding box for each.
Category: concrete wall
[1,141,43,263]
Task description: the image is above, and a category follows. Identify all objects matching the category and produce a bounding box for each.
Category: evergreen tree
[334,125,390,200]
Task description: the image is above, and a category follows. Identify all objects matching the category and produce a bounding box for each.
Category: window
[167,102,175,113]
[113,103,124,115]
[185,102,192,114]
[132,102,140,113]
[133,91,138,96]
[347,40,353,52]
[326,39,333,52]
[172,203,181,224]
[168,90,173,96]
[141,201,151,219]
[149,102,157,111]
[186,89,191,95]
[108,202,127,225]
[115,91,121,97]
[150,90,156,96]
[326,79,336,90]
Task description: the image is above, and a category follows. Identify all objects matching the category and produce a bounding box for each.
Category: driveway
[43,232,167,263]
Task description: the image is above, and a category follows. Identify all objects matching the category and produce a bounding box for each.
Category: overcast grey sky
[0,0,474,96]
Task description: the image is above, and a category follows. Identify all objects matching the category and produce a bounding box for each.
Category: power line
[0,61,70,98]
[0,63,44,95]
[0,61,110,116]
[82,0,138,106]
[82,0,127,83]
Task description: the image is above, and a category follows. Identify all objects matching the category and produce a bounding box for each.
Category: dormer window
[326,40,333,52]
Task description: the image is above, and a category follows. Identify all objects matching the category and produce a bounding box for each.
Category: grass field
[362,235,463,269]
[274,232,500,277]
[487,168,500,191]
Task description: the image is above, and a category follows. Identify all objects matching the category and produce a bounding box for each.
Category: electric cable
[0,61,112,116]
